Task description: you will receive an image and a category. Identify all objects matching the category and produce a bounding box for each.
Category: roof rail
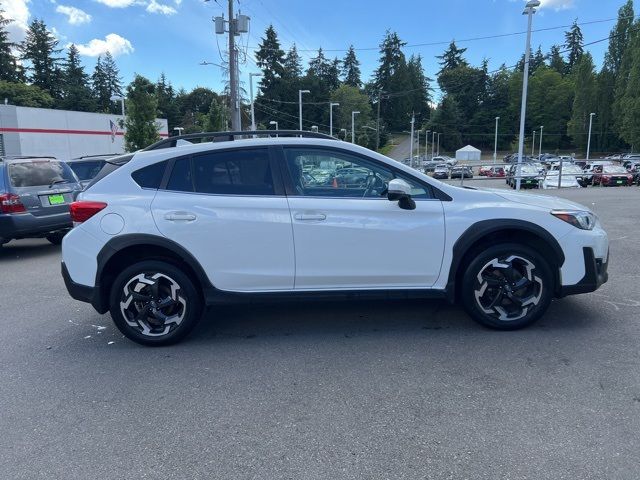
[72,153,123,160]
[143,130,337,151]
[0,155,57,161]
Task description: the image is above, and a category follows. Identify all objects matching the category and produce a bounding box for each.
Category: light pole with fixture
[351,111,360,143]
[425,130,430,160]
[437,133,441,156]
[249,72,262,131]
[431,131,436,158]
[494,117,500,162]
[173,127,184,136]
[539,125,544,157]
[329,102,339,137]
[532,129,536,157]
[586,113,596,160]
[515,0,541,190]
[110,95,125,117]
[269,120,278,137]
[416,129,421,160]
[299,90,310,131]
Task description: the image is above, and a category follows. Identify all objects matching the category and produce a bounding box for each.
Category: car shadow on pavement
[0,239,59,262]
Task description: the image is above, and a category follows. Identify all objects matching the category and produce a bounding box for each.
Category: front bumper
[557,247,609,297]
[61,262,108,313]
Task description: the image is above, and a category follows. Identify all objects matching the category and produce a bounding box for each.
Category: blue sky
[0,0,629,95]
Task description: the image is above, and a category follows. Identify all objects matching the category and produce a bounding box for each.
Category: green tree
[564,20,584,73]
[124,75,160,151]
[255,25,284,92]
[92,55,110,112]
[204,97,226,131]
[614,18,640,142]
[406,54,431,123]
[330,85,373,147]
[342,45,361,88]
[20,19,63,98]
[0,80,53,107]
[428,95,463,152]
[103,51,122,114]
[283,44,302,79]
[60,44,95,112]
[155,73,180,130]
[436,41,468,75]
[604,0,635,74]
[547,45,566,75]
[0,11,22,82]
[619,22,640,149]
[568,53,598,151]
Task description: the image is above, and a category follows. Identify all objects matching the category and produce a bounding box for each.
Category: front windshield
[604,166,627,174]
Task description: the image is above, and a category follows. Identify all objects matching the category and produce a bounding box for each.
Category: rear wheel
[109,260,203,346]
[461,243,553,330]
[45,231,66,245]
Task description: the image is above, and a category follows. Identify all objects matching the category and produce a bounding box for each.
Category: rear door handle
[294,213,326,221]
[164,212,197,221]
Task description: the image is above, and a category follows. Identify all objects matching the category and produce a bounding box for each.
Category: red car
[478,166,492,176]
[487,166,506,178]
[592,165,633,186]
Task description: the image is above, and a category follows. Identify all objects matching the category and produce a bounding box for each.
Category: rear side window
[192,148,274,195]
[132,161,168,189]
[8,161,76,187]
[167,157,193,192]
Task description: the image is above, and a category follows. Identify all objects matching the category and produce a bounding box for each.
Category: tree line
[1,1,640,153]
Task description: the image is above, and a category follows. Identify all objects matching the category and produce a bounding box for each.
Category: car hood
[471,187,590,212]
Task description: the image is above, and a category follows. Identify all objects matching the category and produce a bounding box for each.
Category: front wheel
[109,260,203,346]
[460,244,553,330]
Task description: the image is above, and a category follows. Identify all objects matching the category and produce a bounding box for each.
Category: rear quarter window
[131,161,168,189]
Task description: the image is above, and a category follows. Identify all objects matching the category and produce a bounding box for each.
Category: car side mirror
[387,178,416,210]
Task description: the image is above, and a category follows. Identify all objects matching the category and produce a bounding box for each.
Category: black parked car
[67,154,120,189]
[0,156,82,246]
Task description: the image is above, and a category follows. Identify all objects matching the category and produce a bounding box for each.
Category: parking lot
[1,185,639,479]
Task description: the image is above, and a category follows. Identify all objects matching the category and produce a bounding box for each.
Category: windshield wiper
[49,179,67,188]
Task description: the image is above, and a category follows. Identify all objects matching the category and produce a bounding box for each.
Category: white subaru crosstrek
[61,132,609,346]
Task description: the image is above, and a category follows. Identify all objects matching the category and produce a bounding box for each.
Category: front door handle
[294,213,326,221]
[164,212,197,221]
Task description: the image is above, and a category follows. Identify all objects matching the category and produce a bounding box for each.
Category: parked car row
[0,153,120,247]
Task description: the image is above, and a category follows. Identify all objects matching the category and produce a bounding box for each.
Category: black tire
[46,232,66,245]
[460,243,553,330]
[109,260,203,346]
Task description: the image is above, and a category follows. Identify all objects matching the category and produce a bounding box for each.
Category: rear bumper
[0,212,71,240]
[61,262,108,314]
[557,247,609,297]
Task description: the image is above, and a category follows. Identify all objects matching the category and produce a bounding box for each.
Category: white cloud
[538,0,575,10]
[94,0,136,7]
[146,0,176,15]
[75,33,134,57]
[0,0,30,42]
[56,5,92,25]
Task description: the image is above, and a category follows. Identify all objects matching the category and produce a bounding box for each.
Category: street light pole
[110,95,125,117]
[249,73,262,131]
[173,127,184,136]
[425,130,430,160]
[416,130,421,160]
[409,114,415,168]
[329,102,339,137]
[431,131,436,158]
[376,90,385,150]
[586,113,596,160]
[539,125,544,157]
[437,133,441,156]
[494,117,500,162]
[298,89,310,131]
[532,130,536,157]
[516,0,541,191]
[269,120,278,137]
[351,111,360,143]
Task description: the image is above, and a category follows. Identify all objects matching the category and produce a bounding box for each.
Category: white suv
[61,132,609,346]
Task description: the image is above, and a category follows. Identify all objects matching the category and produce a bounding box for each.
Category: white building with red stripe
[0,104,169,161]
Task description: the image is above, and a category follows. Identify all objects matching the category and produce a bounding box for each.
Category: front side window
[284,148,430,199]
[192,148,274,195]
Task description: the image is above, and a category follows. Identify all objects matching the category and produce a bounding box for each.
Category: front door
[151,147,295,292]
[281,147,445,290]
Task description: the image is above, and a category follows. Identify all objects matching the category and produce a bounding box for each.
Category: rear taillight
[0,193,26,214]
[70,201,107,223]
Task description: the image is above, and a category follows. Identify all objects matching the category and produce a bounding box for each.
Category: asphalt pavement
[1,185,639,479]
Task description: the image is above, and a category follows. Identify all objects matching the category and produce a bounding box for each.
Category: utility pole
[213,2,249,132]
[329,102,339,137]
[249,72,262,131]
[351,111,360,143]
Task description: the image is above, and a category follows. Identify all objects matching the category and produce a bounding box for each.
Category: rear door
[151,147,295,292]
[6,160,79,216]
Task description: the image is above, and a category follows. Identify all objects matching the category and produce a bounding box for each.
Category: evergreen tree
[614,18,640,141]
[103,51,123,113]
[20,19,63,98]
[155,73,180,130]
[436,41,468,75]
[0,80,53,107]
[406,54,431,123]
[564,20,584,73]
[532,46,546,72]
[619,21,640,150]
[204,97,226,131]
[91,56,111,112]
[307,48,331,81]
[547,45,566,75]
[255,25,284,91]
[60,44,95,112]
[372,31,413,130]
[283,44,302,79]
[0,10,22,82]
[604,0,635,74]
[429,95,463,151]
[567,53,598,151]
[327,57,342,91]
[342,45,361,88]
[123,75,160,151]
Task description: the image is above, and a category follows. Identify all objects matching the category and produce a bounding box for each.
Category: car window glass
[8,160,76,187]
[69,160,105,181]
[167,157,193,192]
[131,160,168,189]
[285,148,430,199]
[193,148,274,195]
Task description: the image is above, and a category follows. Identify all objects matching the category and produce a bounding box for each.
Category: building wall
[0,105,168,161]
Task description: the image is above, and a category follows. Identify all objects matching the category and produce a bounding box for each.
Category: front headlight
[551,210,596,230]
